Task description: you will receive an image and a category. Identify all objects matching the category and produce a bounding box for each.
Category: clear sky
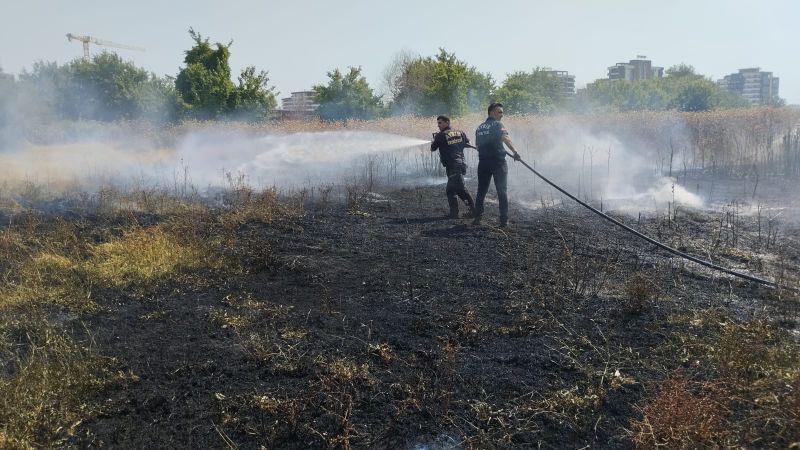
[1,0,797,103]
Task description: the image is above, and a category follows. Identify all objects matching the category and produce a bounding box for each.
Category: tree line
[0,30,776,126]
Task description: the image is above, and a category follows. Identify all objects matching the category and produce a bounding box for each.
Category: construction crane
[66,33,145,61]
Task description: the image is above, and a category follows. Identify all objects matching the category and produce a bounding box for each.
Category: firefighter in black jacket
[431,115,476,219]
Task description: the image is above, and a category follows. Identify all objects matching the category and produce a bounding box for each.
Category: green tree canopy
[231,67,278,121]
[17,53,180,122]
[668,78,720,112]
[313,66,383,121]
[176,29,276,121]
[389,49,493,117]
[665,63,700,78]
[493,68,562,114]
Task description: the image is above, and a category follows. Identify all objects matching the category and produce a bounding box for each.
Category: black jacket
[431,127,470,167]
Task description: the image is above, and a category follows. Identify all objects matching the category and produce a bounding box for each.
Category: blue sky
[1,0,797,103]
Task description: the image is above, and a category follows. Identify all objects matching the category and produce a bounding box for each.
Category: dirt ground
[3,178,799,449]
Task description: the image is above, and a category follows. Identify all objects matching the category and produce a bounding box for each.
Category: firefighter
[431,115,476,219]
[473,103,521,228]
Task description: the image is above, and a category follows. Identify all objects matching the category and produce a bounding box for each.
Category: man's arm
[431,132,443,152]
[502,134,521,161]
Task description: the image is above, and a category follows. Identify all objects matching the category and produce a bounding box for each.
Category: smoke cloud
[498,117,704,212]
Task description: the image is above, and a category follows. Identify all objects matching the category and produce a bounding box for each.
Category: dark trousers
[445,164,474,214]
[475,159,508,220]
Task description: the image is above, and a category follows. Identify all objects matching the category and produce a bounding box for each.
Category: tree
[0,68,14,110]
[231,67,277,121]
[18,53,180,122]
[380,50,417,103]
[668,78,719,112]
[665,63,699,78]
[68,52,150,120]
[0,68,16,141]
[175,28,276,120]
[175,29,237,119]
[136,74,182,123]
[389,49,493,117]
[313,66,383,121]
[493,69,562,114]
[576,79,668,112]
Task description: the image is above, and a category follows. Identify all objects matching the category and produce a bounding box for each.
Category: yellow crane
[66,33,145,61]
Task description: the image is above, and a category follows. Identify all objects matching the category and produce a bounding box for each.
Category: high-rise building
[717,68,780,105]
[607,56,663,81]
[542,69,576,97]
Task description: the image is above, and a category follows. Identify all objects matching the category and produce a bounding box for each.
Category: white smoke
[503,118,704,212]
[0,119,707,214]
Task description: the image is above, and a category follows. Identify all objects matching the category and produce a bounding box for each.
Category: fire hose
[500,150,794,291]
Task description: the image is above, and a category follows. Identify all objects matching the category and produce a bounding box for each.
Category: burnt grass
[14,183,800,449]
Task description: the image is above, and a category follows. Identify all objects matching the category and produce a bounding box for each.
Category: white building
[718,68,780,105]
[277,91,319,120]
[542,69,576,97]
[607,56,663,81]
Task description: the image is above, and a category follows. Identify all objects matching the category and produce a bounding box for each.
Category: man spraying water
[431,115,476,219]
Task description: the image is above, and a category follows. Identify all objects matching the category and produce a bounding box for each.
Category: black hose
[513,155,795,291]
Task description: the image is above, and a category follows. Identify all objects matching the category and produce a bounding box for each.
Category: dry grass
[630,376,728,449]
[0,217,96,311]
[2,252,93,311]
[0,182,302,449]
[88,225,222,287]
[0,313,128,449]
[638,315,800,448]
[13,107,799,187]
[623,272,660,314]
[0,222,225,311]
[218,183,301,228]
[368,343,395,362]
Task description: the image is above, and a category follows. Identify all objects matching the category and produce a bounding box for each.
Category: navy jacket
[475,117,509,160]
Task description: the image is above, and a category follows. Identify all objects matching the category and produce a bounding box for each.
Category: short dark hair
[436,115,450,122]
[488,103,503,115]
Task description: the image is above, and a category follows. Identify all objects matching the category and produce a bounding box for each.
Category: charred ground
[1,180,799,449]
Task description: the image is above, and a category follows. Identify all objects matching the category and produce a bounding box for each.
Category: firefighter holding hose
[431,115,476,219]
[473,102,521,228]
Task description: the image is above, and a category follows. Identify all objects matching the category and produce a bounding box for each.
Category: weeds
[0,313,127,449]
[642,315,800,448]
[550,229,619,299]
[630,376,728,449]
[624,272,659,314]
